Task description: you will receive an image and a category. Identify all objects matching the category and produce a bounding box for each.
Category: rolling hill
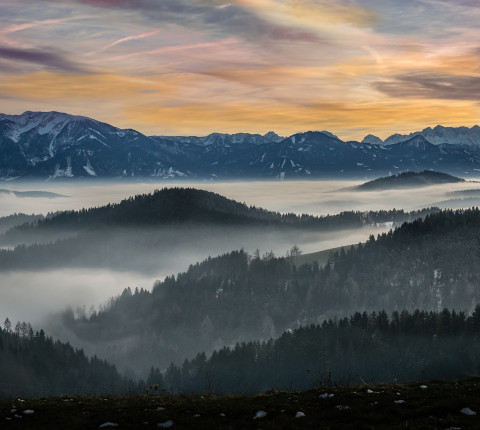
[355,170,465,191]
[43,207,480,375]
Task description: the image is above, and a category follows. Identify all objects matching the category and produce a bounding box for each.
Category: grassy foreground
[1,377,480,429]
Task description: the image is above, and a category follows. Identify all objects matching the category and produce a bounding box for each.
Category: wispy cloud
[0,46,89,73]
[2,0,480,138]
[375,71,480,101]
[89,29,161,55]
[1,17,88,35]
[71,0,323,45]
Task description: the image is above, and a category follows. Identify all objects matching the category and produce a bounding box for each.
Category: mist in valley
[2,179,480,378]
[0,223,386,326]
[2,178,479,217]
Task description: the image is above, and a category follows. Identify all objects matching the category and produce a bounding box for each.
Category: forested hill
[355,170,464,191]
[151,307,480,393]
[0,321,131,397]
[2,187,437,240]
[0,213,43,234]
[56,208,480,374]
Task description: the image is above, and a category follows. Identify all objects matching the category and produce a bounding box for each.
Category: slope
[49,207,480,375]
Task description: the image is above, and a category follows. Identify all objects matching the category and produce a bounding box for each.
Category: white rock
[460,407,476,416]
[420,385,428,389]
[394,400,405,404]
[157,420,174,428]
[253,411,267,419]
[99,423,118,428]
[23,410,34,415]
[295,411,305,418]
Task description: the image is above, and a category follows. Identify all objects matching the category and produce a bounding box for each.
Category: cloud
[423,0,480,8]
[283,0,379,28]
[0,60,22,73]
[70,0,322,45]
[92,29,162,54]
[0,46,89,73]
[375,72,480,101]
[1,17,80,34]
[0,71,178,100]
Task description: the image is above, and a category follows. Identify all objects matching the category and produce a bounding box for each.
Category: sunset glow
[1,0,479,140]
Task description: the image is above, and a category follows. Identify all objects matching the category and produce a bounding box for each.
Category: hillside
[159,307,480,393]
[50,207,480,374]
[0,188,437,273]
[1,187,436,236]
[0,323,130,397]
[0,213,43,235]
[355,170,465,191]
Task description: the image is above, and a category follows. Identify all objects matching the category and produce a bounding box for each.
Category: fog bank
[2,179,480,218]
[1,179,479,327]
[0,225,385,327]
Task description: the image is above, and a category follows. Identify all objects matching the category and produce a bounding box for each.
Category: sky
[0,0,479,140]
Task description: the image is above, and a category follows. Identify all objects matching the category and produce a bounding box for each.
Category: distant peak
[320,130,340,140]
[384,125,480,146]
[361,134,383,145]
[263,131,281,138]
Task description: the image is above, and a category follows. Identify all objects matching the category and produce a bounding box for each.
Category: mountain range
[2,111,480,179]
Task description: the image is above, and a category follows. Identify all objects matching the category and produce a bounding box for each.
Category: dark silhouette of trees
[160,307,480,393]
[0,319,131,397]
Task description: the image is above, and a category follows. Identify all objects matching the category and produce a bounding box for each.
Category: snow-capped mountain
[361,134,383,145]
[0,111,193,179]
[2,111,480,179]
[382,125,480,146]
[154,131,284,146]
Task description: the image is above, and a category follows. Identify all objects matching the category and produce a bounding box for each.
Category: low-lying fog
[1,179,480,327]
[2,179,479,217]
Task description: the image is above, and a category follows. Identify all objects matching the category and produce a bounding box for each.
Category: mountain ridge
[2,111,480,179]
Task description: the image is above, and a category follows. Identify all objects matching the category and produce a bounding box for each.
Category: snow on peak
[362,134,383,145]
[320,130,340,140]
[0,111,84,143]
[383,125,480,147]
[263,131,283,142]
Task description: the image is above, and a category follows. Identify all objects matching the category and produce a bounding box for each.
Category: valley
[1,178,480,384]
[2,0,480,426]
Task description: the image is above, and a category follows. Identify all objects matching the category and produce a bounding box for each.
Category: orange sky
[1,0,479,140]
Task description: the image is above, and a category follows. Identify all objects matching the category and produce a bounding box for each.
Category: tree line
[146,306,480,393]
[0,318,134,397]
